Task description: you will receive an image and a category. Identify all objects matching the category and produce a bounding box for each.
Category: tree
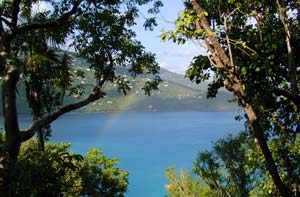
[162,0,300,196]
[11,138,129,196]
[0,0,162,195]
[193,132,260,197]
[80,148,128,196]
[165,132,265,197]
[165,131,289,197]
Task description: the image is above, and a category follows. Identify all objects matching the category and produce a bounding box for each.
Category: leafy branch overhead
[0,0,163,141]
[0,0,162,195]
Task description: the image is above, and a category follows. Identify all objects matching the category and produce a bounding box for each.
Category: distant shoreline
[12,108,241,118]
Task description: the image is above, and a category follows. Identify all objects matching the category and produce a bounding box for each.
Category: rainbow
[99,83,141,135]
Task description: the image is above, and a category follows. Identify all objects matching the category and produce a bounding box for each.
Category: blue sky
[133,0,205,74]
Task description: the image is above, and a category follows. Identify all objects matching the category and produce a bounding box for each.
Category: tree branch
[11,0,83,36]
[276,0,298,93]
[223,15,234,68]
[11,0,21,30]
[192,1,244,97]
[274,87,300,109]
[191,0,231,69]
[193,17,225,69]
[19,86,104,142]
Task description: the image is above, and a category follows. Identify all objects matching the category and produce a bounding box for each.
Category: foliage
[165,166,216,197]
[162,0,300,195]
[81,148,128,196]
[0,0,163,146]
[247,133,300,196]
[0,0,162,194]
[11,138,128,197]
[165,131,285,197]
[193,132,260,197]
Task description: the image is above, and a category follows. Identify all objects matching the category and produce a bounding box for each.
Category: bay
[17,111,243,197]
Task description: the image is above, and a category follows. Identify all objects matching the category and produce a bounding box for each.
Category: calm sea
[17,111,243,197]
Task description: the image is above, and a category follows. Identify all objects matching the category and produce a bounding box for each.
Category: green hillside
[1,53,238,114]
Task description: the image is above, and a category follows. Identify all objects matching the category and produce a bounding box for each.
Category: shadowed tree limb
[20,86,105,142]
[8,0,84,37]
[274,87,300,109]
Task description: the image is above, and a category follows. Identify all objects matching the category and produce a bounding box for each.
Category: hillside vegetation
[2,52,237,114]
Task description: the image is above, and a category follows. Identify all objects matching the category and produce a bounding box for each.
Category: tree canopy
[0,0,162,195]
[162,0,300,196]
[10,138,129,196]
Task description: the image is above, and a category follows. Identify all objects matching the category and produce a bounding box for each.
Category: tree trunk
[1,65,21,197]
[244,104,289,196]
[226,75,289,196]
[37,129,45,151]
[190,1,290,195]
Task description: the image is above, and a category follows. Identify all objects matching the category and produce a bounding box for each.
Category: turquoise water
[18,111,243,197]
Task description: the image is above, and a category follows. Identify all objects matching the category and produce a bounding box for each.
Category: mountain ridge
[1,52,238,114]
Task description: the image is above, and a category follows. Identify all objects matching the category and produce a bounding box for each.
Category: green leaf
[241,67,247,75]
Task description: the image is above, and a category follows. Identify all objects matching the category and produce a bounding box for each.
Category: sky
[134,0,205,74]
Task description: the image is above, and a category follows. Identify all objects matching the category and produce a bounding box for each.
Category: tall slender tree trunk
[244,104,289,196]
[190,1,290,195]
[1,64,21,196]
[225,74,289,196]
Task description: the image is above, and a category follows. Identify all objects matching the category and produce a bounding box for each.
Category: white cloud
[159,62,189,75]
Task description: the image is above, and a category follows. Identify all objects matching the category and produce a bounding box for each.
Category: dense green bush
[10,139,128,197]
